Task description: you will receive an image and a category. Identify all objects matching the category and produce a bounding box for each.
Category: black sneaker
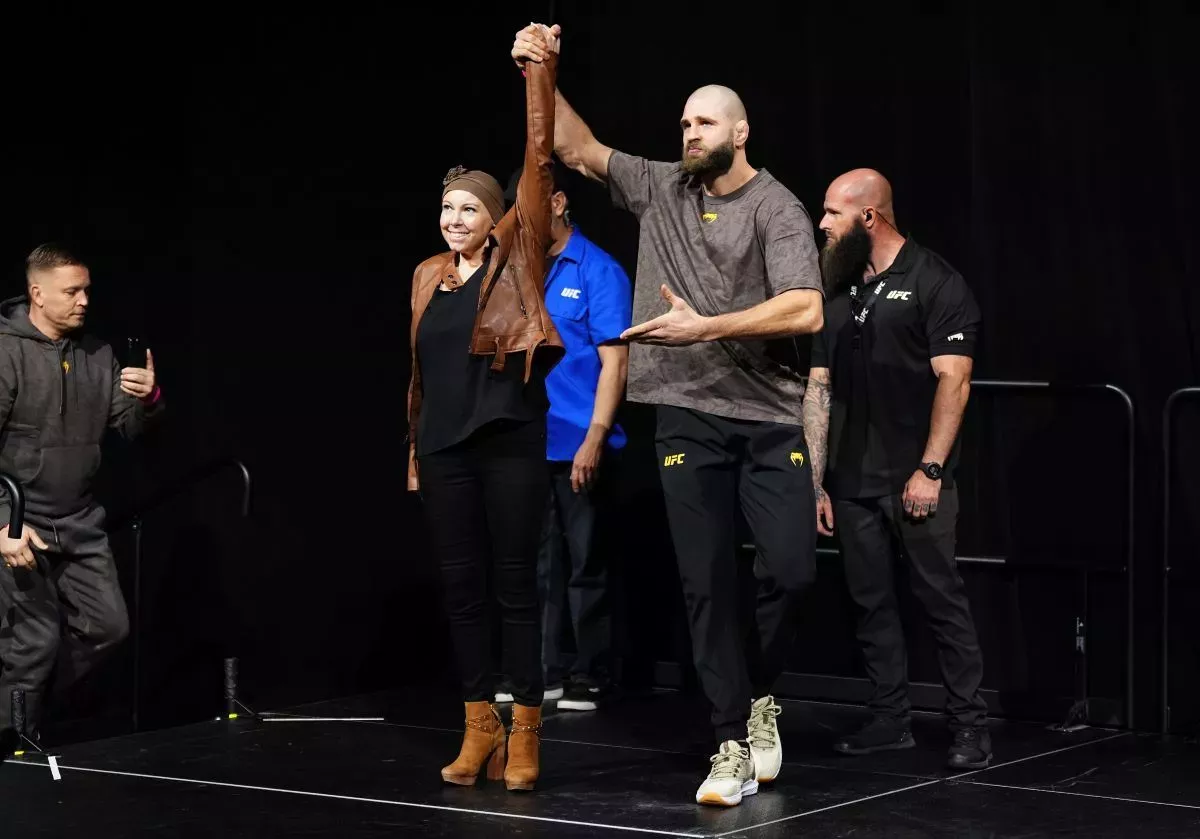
[556,677,611,711]
[833,717,916,755]
[947,726,992,770]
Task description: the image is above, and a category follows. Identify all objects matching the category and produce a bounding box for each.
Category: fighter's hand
[1,525,48,570]
[120,348,157,400]
[816,486,835,536]
[902,470,941,521]
[512,23,560,67]
[620,285,712,347]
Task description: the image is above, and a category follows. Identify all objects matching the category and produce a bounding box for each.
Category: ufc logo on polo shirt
[663,453,686,467]
[886,290,912,301]
[561,288,582,299]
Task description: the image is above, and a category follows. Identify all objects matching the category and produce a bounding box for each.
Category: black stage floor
[3,687,1198,837]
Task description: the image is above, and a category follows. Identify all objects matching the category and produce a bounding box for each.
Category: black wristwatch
[919,462,944,481]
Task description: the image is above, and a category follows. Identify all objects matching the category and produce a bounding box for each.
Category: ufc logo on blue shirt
[561,288,582,299]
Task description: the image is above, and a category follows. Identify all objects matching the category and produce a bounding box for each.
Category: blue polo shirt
[543,229,633,462]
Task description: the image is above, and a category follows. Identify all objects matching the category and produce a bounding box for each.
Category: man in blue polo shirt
[497,162,632,711]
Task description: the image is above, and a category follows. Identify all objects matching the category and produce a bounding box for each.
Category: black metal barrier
[0,473,25,540]
[722,379,1137,728]
[1161,386,1200,734]
[113,457,252,731]
[1,471,35,755]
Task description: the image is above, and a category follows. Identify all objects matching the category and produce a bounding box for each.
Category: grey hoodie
[0,295,163,520]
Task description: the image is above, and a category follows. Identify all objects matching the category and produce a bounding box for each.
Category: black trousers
[0,505,130,734]
[419,419,549,708]
[833,488,988,729]
[656,406,817,745]
[538,460,612,686]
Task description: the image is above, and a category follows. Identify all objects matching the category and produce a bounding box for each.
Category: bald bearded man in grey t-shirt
[513,25,825,808]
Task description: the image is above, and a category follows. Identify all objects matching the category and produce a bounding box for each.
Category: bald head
[818,168,906,291]
[680,85,751,180]
[685,85,747,122]
[826,169,895,222]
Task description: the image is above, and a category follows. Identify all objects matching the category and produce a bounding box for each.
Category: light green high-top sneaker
[748,695,783,782]
[695,740,758,807]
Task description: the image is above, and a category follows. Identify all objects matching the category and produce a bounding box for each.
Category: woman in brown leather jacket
[406,25,563,792]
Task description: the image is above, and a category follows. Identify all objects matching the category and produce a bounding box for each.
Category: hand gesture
[1,524,48,570]
[121,348,157,400]
[512,22,561,67]
[902,470,940,521]
[620,285,712,346]
[816,486,835,536]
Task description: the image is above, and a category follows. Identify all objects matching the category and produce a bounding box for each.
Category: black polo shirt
[811,238,981,499]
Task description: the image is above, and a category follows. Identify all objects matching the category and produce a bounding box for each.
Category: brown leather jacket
[407,53,564,489]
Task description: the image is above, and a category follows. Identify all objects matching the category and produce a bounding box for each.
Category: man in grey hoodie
[0,243,163,742]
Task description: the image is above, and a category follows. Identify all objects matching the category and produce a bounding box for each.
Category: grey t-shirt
[607,150,823,425]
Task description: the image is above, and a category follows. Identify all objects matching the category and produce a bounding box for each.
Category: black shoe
[833,717,916,755]
[947,726,992,770]
[556,677,611,712]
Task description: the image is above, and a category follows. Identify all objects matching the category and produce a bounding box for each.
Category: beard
[681,137,735,176]
[819,218,872,294]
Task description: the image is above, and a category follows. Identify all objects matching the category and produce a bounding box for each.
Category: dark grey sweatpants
[0,505,129,733]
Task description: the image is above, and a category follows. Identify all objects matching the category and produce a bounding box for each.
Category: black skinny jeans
[418,419,549,707]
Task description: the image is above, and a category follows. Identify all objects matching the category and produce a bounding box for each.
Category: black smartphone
[125,336,143,369]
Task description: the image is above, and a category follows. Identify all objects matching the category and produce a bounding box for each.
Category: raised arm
[108,350,164,442]
[511,23,613,183]
[554,89,613,183]
[498,27,559,253]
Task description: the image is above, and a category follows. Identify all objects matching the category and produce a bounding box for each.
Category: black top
[811,238,981,498]
[415,258,548,457]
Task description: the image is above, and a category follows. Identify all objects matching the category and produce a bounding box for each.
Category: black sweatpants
[655,406,817,745]
[538,460,613,686]
[833,488,987,729]
[0,505,130,734]
[419,419,549,708]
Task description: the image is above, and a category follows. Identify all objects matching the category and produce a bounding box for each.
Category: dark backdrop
[3,1,1196,737]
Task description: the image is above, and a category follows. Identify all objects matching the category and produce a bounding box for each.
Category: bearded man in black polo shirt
[803,169,991,770]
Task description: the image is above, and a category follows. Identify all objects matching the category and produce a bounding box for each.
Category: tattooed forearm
[803,367,832,494]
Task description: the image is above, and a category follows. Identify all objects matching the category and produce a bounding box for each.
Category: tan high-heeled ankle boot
[441,701,506,785]
[504,703,542,791]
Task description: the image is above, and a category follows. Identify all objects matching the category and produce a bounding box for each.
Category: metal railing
[1161,386,1200,734]
[974,381,1136,727]
[1,472,29,749]
[0,473,25,538]
[111,457,252,731]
